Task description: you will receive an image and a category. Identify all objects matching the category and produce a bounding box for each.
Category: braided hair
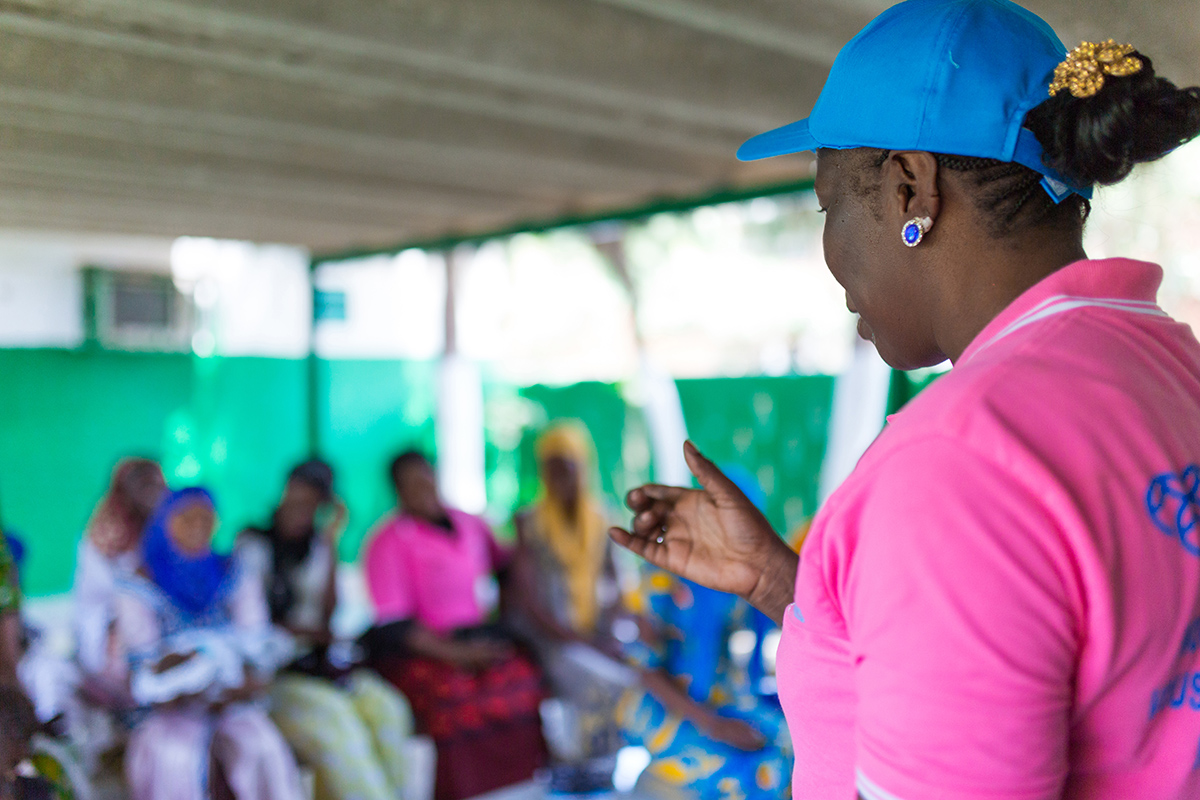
[860,50,1200,238]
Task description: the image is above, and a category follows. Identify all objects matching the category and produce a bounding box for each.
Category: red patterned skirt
[373,652,548,800]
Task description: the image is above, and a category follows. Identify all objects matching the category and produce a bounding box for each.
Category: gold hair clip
[1049,39,1143,98]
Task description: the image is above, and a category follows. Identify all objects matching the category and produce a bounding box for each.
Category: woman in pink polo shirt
[612,1,1200,798]
[362,451,547,800]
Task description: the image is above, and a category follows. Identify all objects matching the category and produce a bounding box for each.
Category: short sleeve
[364,526,416,625]
[227,553,270,632]
[233,532,272,586]
[74,541,116,674]
[846,437,1079,800]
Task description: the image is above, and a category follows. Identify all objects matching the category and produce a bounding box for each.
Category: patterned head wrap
[532,421,609,632]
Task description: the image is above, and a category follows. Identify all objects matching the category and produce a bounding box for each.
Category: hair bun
[1027,52,1200,187]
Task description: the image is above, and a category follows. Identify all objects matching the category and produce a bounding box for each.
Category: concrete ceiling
[1,0,1196,254]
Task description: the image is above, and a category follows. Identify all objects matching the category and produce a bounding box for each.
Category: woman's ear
[884,151,941,228]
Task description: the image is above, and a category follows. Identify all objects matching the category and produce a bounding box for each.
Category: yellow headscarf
[531,421,609,632]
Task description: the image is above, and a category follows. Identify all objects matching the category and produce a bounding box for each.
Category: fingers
[625,484,685,512]
[683,441,743,502]
[624,487,683,541]
[608,527,673,571]
[633,500,675,538]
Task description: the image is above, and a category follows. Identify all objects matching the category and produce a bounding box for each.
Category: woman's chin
[877,344,947,372]
[855,316,873,342]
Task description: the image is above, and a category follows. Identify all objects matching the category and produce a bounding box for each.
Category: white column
[435,249,487,513]
[435,354,487,513]
[637,354,692,487]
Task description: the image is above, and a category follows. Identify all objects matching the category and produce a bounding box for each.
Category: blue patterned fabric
[620,570,793,800]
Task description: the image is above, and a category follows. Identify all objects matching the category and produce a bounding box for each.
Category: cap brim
[736,118,819,162]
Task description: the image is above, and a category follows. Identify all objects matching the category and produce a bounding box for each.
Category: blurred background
[0,0,1197,605]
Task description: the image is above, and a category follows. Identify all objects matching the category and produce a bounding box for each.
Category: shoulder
[861,344,1077,487]
[114,570,167,611]
[449,508,493,536]
[364,513,410,554]
[225,550,257,591]
[234,528,270,555]
[808,434,1076,606]
[821,433,1051,533]
[232,534,271,576]
[236,527,269,547]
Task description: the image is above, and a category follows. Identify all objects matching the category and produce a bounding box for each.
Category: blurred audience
[10,437,802,800]
[508,422,627,784]
[237,459,415,800]
[113,487,303,800]
[362,451,546,800]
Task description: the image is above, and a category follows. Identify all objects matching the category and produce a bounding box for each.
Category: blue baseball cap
[737,0,1089,201]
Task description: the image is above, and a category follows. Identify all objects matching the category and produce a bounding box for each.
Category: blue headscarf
[142,487,232,616]
[4,533,24,568]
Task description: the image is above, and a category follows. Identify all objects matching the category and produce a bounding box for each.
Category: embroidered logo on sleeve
[1147,464,1200,557]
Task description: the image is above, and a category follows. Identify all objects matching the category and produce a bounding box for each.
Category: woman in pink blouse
[362,451,546,800]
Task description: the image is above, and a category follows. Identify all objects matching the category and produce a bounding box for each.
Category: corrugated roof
[1,0,1195,251]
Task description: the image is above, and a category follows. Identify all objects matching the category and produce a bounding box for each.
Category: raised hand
[609,441,798,624]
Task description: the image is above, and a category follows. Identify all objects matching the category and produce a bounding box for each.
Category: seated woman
[508,423,627,780]
[74,458,167,703]
[0,529,78,800]
[237,459,414,800]
[113,487,303,800]
[362,451,546,800]
[619,568,793,800]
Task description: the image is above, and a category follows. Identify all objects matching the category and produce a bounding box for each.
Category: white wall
[171,237,312,359]
[313,249,445,360]
[0,266,84,348]
[0,230,175,348]
[0,232,313,357]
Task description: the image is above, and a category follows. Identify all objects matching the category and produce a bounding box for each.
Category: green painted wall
[677,376,835,535]
[316,358,438,560]
[1,350,839,597]
[0,349,309,597]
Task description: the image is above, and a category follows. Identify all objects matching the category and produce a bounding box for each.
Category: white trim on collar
[968,294,1168,361]
[856,768,909,800]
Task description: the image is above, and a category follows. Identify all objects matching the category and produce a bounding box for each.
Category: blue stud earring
[902,216,932,247]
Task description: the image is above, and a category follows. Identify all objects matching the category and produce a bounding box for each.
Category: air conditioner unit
[85,268,194,351]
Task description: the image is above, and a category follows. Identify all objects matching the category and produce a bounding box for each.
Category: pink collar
[959,258,1165,365]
